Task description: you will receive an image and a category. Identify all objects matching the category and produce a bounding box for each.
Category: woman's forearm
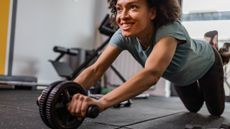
[74,65,104,90]
[74,45,121,90]
[99,69,160,110]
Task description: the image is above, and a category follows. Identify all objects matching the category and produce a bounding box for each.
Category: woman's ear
[149,7,156,20]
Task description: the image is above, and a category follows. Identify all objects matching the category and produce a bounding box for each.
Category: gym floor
[0,89,230,129]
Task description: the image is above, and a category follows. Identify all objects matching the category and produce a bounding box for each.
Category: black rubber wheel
[38,80,63,128]
[46,81,87,129]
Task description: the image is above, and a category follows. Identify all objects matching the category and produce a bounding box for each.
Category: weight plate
[46,81,87,129]
[38,80,63,128]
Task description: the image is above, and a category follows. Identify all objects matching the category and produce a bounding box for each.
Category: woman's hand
[68,93,104,119]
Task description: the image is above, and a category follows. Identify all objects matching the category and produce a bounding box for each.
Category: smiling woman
[39,0,226,120]
[0,0,11,74]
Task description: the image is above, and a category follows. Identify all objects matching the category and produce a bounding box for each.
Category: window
[182,0,230,46]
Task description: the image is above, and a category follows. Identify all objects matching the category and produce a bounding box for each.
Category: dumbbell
[37,80,100,129]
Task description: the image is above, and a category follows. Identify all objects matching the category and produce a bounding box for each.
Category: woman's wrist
[98,97,109,112]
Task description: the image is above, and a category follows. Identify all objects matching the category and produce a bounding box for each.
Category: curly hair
[107,0,181,29]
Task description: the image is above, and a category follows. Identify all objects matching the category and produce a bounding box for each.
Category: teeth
[122,24,132,29]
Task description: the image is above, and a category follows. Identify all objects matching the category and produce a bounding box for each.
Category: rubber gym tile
[1,90,230,129]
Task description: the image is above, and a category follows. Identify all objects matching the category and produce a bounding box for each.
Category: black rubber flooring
[0,89,230,129]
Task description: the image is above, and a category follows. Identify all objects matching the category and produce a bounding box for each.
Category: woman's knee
[174,82,204,113]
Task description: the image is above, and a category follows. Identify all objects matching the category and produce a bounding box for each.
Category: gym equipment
[49,14,118,80]
[49,46,80,79]
[0,75,42,90]
[38,80,100,129]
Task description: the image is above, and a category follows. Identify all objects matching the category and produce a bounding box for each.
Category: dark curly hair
[107,0,181,29]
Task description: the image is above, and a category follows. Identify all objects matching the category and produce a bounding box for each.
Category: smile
[121,23,133,30]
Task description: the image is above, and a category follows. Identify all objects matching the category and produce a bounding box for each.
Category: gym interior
[1,0,230,129]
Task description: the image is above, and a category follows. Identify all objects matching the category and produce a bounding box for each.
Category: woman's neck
[137,25,154,50]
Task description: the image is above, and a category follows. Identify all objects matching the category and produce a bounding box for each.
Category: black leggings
[174,48,225,116]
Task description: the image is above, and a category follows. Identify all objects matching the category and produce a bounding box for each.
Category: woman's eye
[130,5,138,10]
[116,7,122,13]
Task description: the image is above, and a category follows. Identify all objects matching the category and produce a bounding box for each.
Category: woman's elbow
[143,69,162,85]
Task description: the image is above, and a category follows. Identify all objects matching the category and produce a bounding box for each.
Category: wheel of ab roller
[38,80,63,128]
[45,81,88,129]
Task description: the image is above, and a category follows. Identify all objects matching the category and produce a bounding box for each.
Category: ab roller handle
[86,105,100,118]
[71,105,100,119]
[38,81,100,129]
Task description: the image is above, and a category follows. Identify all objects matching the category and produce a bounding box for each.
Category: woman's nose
[119,9,129,19]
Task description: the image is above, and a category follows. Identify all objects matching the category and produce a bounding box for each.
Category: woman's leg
[174,82,204,113]
[199,48,225,116]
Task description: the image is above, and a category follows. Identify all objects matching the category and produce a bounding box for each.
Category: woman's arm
[68,37,177,117]
[68,44,121,117]
[74,44,122,90]
[99,36,178,110]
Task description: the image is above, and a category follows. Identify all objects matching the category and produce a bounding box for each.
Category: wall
[13,0,99,83]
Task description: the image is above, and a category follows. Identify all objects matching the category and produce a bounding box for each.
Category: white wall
[13,0,103,83]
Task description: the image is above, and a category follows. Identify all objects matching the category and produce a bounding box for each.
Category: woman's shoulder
[156,20,184,33]
[155,20,188,42]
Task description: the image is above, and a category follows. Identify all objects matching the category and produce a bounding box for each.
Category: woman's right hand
[68,93,104,119]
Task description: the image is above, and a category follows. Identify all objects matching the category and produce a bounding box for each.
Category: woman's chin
[121,31,133,37]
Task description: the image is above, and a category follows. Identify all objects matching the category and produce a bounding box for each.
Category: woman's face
[115,0,156,37]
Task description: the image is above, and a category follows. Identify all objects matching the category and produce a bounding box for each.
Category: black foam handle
[86,105,100,118]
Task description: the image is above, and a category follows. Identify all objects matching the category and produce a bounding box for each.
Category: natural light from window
[182,0,230,46]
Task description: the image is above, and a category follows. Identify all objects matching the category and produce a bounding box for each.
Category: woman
[68,0,225,118]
